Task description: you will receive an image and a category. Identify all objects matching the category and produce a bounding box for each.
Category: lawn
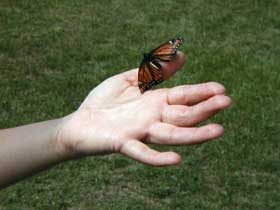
[0,0,279,209]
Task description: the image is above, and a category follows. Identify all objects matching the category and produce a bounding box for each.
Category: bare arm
[0,52,232,189]
[0,119,64,188]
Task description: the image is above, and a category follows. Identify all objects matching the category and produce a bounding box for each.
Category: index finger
[161,51,186,80]
[119,51,186,87]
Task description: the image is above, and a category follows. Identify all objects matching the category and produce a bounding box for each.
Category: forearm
[0,118,65,189]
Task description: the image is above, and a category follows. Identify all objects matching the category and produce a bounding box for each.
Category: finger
[161,51,186,80]
[167,82,226,105]
[148,122,224,145]
[162,95,232,126]
[120,139,181,166]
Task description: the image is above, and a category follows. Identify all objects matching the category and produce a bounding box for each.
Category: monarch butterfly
[138,37,184,93]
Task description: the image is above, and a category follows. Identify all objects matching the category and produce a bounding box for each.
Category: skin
[0,52,232,189]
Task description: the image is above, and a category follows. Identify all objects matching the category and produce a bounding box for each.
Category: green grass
[0,0,279,209]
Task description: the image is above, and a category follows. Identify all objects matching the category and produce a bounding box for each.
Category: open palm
[58,53,232,166]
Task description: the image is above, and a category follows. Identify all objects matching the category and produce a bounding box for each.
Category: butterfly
[138,37,184,93]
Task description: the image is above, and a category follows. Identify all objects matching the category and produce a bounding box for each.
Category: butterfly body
[138,37,184,93]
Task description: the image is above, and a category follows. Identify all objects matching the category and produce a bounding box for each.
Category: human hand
[57,52,232,166]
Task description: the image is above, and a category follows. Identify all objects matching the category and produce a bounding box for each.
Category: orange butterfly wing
[138,60,163,93]
[151,37,184,62]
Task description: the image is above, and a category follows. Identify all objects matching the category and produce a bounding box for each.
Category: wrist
[54,114,77,161]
